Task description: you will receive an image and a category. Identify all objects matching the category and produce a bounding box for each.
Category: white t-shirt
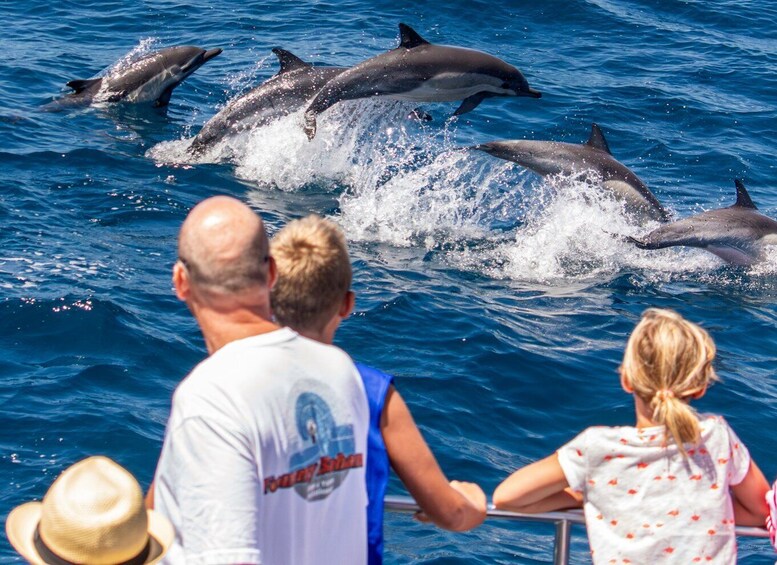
[557,414,750,564]
[154,328,368,565]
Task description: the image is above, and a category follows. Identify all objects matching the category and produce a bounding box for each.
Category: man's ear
[267,256,278,290]
[339,290,355,318]
[173,261,189,301]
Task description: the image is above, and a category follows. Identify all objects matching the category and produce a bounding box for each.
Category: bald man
[153,197,369,565]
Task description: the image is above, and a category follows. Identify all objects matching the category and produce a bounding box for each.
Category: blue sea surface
[2,0,777,562]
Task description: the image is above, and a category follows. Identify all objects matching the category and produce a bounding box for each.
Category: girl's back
[559,415,749,563]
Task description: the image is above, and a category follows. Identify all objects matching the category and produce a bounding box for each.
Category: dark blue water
[2,1,777,562]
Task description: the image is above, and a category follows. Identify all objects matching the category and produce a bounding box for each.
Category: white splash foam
[470,176,721,283]
[148,93,777,284]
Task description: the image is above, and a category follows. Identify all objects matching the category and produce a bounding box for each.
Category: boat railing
[384,495,770,565]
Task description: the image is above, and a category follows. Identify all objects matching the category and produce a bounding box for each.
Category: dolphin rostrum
[53,45,222,109]
[472,124,670,223]
[629,180,777,266]
[302,23,541,140]
[188,48,347,156]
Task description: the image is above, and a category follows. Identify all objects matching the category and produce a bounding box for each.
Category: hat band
[34,525,151,565]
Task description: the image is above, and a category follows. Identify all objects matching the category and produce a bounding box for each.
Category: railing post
[553,519,571,565]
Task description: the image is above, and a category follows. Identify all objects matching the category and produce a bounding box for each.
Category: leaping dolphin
[629,180,777,266]
[472,124,670,223]
[188,49,347,156]
[302,23,541,140]
[51,45,222,109]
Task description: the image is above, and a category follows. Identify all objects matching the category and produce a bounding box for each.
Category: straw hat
[6,456,173,565]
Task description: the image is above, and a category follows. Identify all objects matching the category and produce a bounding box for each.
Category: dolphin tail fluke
[733,179,757,209]
[453,93,487,116]
[398,23,430,49]
[66,78,102,94]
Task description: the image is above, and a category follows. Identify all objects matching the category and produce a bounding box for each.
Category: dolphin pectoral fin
[408,108,432,122]
[453,93,487,116]
[66,78,102,94]
[303,111,317,140]
[398,23,430,49]
[586,123,612,155]
[272,48,311,74]
[105,92,127,103]
[154,85,175,107]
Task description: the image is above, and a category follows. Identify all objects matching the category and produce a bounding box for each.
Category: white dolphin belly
[386,72,511,102]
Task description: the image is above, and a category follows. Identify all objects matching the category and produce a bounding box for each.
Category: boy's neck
[296,326,335,345]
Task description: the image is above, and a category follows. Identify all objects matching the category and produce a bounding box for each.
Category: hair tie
[656,389,675,401]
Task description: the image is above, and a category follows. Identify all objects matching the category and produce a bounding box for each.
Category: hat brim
[6,502,46,565]
[6,502,173,565]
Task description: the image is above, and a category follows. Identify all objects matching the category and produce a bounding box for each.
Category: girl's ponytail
[620,308,718,457]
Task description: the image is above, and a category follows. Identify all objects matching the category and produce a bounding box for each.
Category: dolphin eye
[501,81,511,89]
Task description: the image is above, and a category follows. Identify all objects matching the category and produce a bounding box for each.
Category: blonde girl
[494,308,768,563]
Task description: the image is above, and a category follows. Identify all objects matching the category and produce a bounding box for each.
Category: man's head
[174,196,274,308]
[270,215,353,340]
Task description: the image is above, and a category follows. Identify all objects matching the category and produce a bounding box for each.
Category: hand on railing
[414,480,487,531]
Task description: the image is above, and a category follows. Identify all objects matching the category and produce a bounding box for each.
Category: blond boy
[271,215,486,565]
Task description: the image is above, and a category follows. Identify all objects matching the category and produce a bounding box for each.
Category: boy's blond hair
[270,214,352,333]
[620,308,719,456]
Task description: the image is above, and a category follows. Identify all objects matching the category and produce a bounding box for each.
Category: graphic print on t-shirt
[264,379,363,501]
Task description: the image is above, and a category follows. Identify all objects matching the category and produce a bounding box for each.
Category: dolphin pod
[51,26,775,266]
[302,23,541,140]
[472,124,670,224]
[48,45,222,110]
[628,181,777,266]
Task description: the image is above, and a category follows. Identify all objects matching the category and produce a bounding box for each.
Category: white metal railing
[384,495,770,565]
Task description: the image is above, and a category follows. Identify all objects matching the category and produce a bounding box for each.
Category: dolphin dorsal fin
[398,24,430,49]
[586,123,612,154]
[272,48,311,73]
[66,78,102,94]
[734,179,757,209]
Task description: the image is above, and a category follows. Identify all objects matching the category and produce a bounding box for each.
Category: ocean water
[2,0,777,562]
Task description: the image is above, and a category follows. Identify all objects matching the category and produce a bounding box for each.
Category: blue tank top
[355,363,394,565]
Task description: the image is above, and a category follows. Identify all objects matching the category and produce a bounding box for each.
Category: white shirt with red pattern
[557,414,751,564]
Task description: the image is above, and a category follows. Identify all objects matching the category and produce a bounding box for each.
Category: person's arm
[381,386,486,531]
[156,415,263,564]
[492,453,581,512]
[731,459,769,526]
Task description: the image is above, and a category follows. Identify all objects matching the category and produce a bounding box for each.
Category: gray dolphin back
[472,124,670,223]
[189,49,347,155]
[302,23,540,140]
[49,45,221,110]
[629,180,777,265]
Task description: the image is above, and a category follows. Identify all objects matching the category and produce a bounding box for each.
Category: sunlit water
[2,1,777,562]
